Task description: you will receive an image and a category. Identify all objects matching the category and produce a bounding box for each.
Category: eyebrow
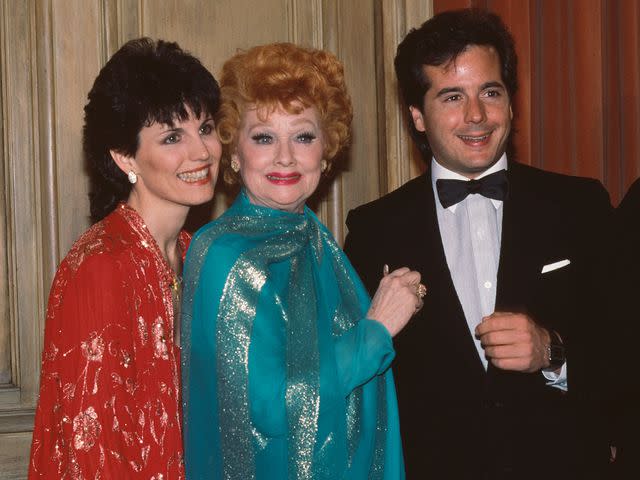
[160,126,184,134]
[246,118,318,132]
[159,117,213,133]
[435,81,506,98]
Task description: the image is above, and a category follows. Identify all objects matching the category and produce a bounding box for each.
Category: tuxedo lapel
[496,162,543,312]
[408,170,486,375]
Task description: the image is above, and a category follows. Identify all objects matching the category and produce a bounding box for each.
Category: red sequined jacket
[29,204,190,479]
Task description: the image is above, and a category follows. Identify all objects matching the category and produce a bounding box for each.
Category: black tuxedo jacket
[344,161,613,479]
[611,178,640,479]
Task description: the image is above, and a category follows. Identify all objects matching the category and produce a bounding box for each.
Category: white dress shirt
[431,155,567,389]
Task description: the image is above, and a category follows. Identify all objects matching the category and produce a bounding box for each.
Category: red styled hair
[217,43,353,184]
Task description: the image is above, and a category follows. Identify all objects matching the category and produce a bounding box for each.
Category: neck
[126,192,188,273]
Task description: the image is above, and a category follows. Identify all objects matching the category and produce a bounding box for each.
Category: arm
[181,235,239,478]
[335,263,423,395]
[475,180,613,387]
[342,209,424,394]
[334,319,396,395]
[344,209,384,297]
[610,179,640,465]
[30,255,135,477]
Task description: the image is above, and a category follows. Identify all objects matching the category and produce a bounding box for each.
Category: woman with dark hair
[181,43,423,479]
[29,38,221,478]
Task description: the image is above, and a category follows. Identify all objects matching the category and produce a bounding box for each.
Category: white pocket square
[541,259,571,274]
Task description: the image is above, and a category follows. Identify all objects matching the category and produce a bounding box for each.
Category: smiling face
[233,105,324,213]
[113,109,221,215]
[410,44,513,178]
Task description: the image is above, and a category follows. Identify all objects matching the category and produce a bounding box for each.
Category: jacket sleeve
[333,318,395,396]
[29,254,138,478]
[344,209,384,298]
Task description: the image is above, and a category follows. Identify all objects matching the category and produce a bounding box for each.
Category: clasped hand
[475,312,551,372]
[367,266,423,337]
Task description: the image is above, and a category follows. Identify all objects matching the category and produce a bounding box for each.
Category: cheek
[207,137,223,159]
[303,164,323,193]
[300,144,324,170]
[497,109,513,129]
[237,146,262,175]
[426,108,457,132]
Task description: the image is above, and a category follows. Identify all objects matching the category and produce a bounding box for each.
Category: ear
[110,149,137,175]
[409,106,426,133]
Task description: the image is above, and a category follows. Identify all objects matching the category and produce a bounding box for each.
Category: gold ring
[415,283,427,299]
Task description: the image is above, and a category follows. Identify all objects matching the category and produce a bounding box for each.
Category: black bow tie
[436,169,509,209]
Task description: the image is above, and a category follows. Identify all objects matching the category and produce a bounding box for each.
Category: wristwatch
[546,330,566,369]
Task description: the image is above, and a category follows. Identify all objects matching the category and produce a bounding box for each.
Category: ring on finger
[415,283,427,299]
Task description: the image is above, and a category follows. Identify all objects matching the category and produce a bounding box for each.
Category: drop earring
[321,160,328,173]
[127,170,138,184]
[231,159,240,173]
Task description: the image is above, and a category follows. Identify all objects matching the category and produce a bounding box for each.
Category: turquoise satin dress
[181,191,405,479]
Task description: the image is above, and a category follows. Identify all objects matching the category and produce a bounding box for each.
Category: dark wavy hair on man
[83,37,220,222]
[394,8,518,161]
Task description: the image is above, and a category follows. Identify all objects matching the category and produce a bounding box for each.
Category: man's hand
[475,312,550,372]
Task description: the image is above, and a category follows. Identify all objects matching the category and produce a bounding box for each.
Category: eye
[251,133,274,145]
[444,94,462,103]
[163,133,180,144]
[485,89,502,98]
[296,132,317,144]
[199,122,214,135]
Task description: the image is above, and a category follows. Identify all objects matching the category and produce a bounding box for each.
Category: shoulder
[188,213,250,263]
[346,174,430,228]
[184,213,258,292]
[509,162,610,207]
[58,212,131,275]
[617,177,640,240]
[50,210,143,296]
[619,177,640,214]
[47,223,132,322]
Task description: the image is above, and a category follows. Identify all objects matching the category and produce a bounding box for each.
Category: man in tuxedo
[611,178,640,478]
[344,9,613,479]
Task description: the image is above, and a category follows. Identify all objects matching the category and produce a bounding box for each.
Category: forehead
[241,104,321,128]
[141,111,208,137]
[145,104,211,130]
[423,45,504,88]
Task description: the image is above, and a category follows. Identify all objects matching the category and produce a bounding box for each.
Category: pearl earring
[127,170,138,184]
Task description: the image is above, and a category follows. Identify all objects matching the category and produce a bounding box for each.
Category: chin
[467,157,500,171]
[270,197,306,213]
[183,190,215,207]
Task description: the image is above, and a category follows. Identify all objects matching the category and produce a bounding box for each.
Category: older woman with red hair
[181,43,424,479]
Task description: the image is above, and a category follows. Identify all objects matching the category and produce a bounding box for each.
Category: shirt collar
[431,154,508,212]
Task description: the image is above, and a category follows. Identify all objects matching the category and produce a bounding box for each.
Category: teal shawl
[181,191,404,479]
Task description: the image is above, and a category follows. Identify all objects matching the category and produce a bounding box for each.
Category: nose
[276,140,295,166]
[191,136,211,161]
[465,97,486,124]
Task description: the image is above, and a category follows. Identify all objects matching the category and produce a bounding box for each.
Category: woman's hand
[366,265,425,337]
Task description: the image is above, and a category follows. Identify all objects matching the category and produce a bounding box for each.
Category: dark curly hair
[83,37,220,222]
[394,8,518,161]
